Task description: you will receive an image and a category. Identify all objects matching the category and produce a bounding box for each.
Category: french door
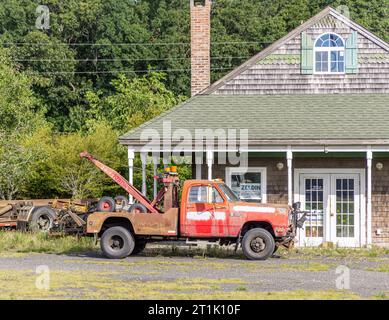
[297,171,362,247]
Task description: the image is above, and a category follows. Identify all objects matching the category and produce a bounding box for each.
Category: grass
[143,244,243,259]
[0,269,369,300]
[367,264,389,272]
[0,231,98,254]
[277,246,389,260]
[0,231,388,264]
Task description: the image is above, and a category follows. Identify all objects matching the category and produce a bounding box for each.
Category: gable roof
[119,93,389,145]
[202,6,389,95]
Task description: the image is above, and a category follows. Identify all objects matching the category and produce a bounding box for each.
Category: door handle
[214,204,227,209]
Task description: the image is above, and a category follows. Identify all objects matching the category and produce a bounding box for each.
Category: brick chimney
[190,0,211,96]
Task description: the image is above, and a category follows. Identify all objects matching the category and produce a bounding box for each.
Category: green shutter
[301,32,313,74]
[345,31,358,73]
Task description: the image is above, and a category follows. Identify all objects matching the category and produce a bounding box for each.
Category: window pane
[331,62,337,72]
[230,172,262,202]
[336,179,355,238]
[304,178,324,238]
[212,187,224,203]
[188,186,207,203]
[315,52,329,72]
[315,38,323,47]
[316,34,343,47]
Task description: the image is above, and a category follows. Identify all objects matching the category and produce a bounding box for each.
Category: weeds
[277,246,389,259]
[0,231,97,254]
[0,269,365,300]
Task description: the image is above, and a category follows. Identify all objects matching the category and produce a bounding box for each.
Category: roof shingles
[119,94,389,143]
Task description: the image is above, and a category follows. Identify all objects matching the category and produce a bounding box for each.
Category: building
[119,2,389,247]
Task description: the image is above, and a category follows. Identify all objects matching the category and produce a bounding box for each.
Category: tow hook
[297,212,308,228]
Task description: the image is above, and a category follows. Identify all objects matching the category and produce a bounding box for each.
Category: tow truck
[81,151,307,260]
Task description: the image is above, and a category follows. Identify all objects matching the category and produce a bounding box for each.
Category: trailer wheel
[114,195,128,210]
[129,203,148,214]
[131,240,147,255]
[30,207,56,232]
[100,226,135,259]
[97,196,116,212]
[241,228,275,260]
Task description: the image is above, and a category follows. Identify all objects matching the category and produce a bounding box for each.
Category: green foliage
[85,72,185,132]
[0,0,386,126]
[25,121,127,199]
[0,48,46,199]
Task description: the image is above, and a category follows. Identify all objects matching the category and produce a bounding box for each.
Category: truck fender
[95,216,135,236]
[240,220,275,238]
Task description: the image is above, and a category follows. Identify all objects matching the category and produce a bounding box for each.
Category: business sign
[239,183,261,200]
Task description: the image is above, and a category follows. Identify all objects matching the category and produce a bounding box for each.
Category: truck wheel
[97,196,116,212]
[114,195,128,210]
[30,207,56,232]
[100,226,135,259]
[241,228,275,260]
[129,203,147,214]
[131,240,147,255]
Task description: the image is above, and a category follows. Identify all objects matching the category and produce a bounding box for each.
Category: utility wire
[24,67,235,75]
[1,41,271,46]
[13,56,250,62]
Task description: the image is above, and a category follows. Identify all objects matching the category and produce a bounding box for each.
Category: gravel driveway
[0,248,388,299]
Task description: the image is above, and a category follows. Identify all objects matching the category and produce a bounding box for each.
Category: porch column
[140,151,147,196]
[287,146,293,205]
[195,151,202,179]
[366,147,373,245]
[206,150,213,180]
[127,148,135,204]
[152,154,159,198]
[163,154,170,169]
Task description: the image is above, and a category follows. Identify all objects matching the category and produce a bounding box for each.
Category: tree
[84,72,185,132]
[0,48,46,199]
[1,0,387,115]
[25,121,126,199]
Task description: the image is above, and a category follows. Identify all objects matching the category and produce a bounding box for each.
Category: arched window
[314,33,345,73]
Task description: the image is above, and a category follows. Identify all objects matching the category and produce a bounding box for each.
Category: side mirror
[292,202,301,211]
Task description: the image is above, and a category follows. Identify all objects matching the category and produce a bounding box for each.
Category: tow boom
[80,151,159,213]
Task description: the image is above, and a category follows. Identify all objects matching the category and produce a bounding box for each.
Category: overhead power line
[2,41,272,47]
[24,67,235,75]
[13,56,250,63]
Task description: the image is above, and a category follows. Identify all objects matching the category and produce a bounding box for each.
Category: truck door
[184,184,229,237]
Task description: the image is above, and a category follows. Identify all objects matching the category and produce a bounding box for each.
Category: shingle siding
[213,15,389,95]
[372,158,389,244]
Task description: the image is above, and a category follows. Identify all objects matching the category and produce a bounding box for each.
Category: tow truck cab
[179,180,290,239]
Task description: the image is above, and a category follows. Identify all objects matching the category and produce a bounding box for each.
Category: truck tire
[129,203,147,214]
[97,196,116,212]
[30,207,57,232]
[114,195,128,210]
[100,226,135,259]
[241,228,275,260]
[131,240,147,255]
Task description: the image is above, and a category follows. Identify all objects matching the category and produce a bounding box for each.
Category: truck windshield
[218,183,240,202]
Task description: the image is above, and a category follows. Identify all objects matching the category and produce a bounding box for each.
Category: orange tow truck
[81,152,307,260]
